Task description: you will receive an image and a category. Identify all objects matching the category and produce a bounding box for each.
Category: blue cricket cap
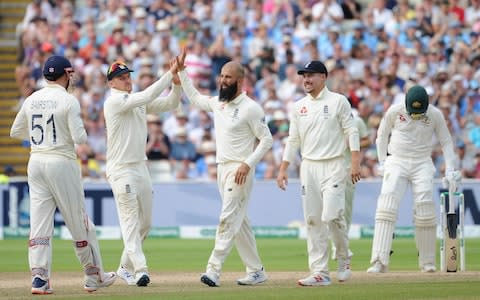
[297,61,328,76]
[43,55,72,80]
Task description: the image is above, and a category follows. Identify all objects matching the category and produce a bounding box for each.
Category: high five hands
[172,47,187,73]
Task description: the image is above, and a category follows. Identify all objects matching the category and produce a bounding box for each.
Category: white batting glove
[443,169,462,192]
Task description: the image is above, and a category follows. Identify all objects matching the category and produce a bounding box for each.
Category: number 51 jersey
[10,83,87,159]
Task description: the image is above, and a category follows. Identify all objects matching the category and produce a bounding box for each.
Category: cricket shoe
[31,277,53,295]
[84,272,117,292]
[297,273,331,286]
[237,267,267,285]
[135,272,150,287]
[200,272,220,287]
[421,263,436,273]
[367,261,388,273]
[337,257,352,282]
[117,266,136,286]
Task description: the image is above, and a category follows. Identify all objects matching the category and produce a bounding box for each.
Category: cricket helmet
[405,85,429,115]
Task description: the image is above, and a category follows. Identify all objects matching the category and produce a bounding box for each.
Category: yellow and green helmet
[405,85,429,115]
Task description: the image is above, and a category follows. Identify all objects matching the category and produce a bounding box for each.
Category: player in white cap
[10,55,116,294]
[104,60,181,286]
[277,60,361,286]
[367,85,461,273]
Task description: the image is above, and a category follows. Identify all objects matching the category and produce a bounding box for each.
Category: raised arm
[174,48,213,112]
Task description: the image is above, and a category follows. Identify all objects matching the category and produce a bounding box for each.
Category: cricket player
[10,55,116,294]
[277,61,361,286]
[104,60,181,286]
[368,85,461,273]
[174,49,273,287]
[332,114,371,260]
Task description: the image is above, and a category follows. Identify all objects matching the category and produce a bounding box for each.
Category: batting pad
[371,194,398,265]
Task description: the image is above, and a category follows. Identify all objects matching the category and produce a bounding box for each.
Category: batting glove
[443,169,462,191]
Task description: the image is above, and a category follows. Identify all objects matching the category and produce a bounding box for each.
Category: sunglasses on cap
[107,61,133,80]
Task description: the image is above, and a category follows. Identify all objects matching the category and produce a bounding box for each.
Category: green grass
[2,238,478,272]
[1,238,480,299]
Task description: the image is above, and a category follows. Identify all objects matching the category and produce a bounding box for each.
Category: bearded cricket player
[175,48,273,287]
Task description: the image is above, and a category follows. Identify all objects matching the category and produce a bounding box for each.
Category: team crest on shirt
[421,116,431,125]
[231,108,239,121]
[299,106,308,116]
[323,105,330,119]
[399,114,406,122]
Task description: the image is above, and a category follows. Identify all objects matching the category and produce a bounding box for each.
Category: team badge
[399,114,406,122]
[412,101,422,109]
[300,106,308,116]
[231,108,239,121]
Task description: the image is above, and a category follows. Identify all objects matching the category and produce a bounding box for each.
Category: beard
[219,82,238,102]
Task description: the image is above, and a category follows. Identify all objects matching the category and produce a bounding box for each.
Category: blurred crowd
[12,0,480,182]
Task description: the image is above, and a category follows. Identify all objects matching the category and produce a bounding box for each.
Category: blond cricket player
[175,49,273,287]
[367,85,461,273]
[104,60,181,286]
[10,55,116,294]
[331,114,370,260]
[277,61,361,286]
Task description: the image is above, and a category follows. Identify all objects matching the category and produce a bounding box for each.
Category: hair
[44,73,63,81]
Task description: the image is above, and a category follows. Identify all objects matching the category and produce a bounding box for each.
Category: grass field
[1,238,479,299]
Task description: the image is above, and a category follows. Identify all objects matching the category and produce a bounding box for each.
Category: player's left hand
[235,163,250,185]
[443,169,462,192]
[351,164,361,184]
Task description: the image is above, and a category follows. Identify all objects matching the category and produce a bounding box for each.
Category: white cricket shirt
[376,103,456,169]
[104,71,181,175]
[10,83,86,159]
[283,86,360,163]
[178,71,273,168]
[345,116,369,167]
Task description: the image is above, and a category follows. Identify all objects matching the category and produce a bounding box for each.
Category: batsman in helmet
[367,85,461,273]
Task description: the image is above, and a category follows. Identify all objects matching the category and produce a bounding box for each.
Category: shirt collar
[45,82,67,90]
[110,87,129,95]
[225,91,246,105]
[308,86,328,101]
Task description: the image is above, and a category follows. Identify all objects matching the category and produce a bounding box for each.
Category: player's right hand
[276,171,288,191]
[174,47,187,72]
[377,161,384,177]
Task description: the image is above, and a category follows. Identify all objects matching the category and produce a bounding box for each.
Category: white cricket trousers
[28,155,104,280]
[108,162,152,274]
[206,162,263,276]
[370,156,436,267]
[301,158,349,275]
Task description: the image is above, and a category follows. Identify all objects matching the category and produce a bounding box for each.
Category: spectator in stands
[170,126,197,180]
[146,114,172,182]
[13,0,480,181]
